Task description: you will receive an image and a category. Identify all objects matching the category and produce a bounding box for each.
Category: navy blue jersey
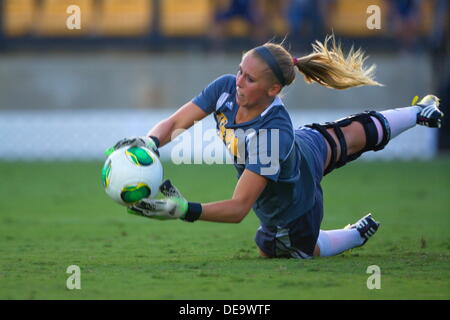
[192,74,319,227]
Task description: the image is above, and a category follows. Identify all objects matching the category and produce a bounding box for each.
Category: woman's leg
[313,95,442,257]
[313,229,362,257]
[314,214,381,257]
[320,95,443,173]
[323,121,366,171]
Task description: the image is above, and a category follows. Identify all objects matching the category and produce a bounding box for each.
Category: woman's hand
[128,180,200,221]
[105,136,160,157]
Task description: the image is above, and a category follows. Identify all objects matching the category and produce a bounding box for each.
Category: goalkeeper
[110,35,444,259]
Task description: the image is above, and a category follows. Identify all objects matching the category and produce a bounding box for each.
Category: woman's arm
[199,169,268,223]
[129,169,268,223]
[147,101,209,147]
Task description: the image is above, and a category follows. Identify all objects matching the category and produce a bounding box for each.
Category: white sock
[373,106,421,143]
[317,229,365,257]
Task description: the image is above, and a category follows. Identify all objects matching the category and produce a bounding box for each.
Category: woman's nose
[236,74,243,88]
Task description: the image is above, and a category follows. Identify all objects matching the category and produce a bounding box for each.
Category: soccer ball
[102,146,163,206]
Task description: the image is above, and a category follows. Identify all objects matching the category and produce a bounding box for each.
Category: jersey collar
[225,96,284,129]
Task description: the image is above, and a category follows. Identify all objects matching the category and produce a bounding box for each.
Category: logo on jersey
[216,112,240,158]
[225,101,233,110]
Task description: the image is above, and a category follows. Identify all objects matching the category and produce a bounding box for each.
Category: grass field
[0,158,449,300]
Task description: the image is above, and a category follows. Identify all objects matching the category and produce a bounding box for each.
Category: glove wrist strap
[149,136,161,148]
[183,202,202,222]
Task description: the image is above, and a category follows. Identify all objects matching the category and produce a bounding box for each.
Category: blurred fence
[0,109,438,161]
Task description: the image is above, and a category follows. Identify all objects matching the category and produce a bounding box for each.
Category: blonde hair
[250,34,382,90]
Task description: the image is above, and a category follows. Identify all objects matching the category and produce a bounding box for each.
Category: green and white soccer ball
[102,146,163,206]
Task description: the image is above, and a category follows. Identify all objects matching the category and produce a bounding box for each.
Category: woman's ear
[267,83,282,97]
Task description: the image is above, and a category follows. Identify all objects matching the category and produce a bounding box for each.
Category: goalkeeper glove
[105,136,160,157]
[127,180,202,222]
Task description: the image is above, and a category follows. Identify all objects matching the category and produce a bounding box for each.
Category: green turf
[0,158,449,300]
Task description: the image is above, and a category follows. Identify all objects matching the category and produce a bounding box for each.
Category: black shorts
[254,127,327,258]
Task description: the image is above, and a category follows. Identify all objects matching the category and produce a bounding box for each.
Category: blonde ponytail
[295,35,382,90]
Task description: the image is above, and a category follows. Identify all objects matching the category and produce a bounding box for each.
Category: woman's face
[236,53,278,109]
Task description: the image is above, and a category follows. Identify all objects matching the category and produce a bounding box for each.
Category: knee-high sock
[371,106,421,145]
[316,229,365,257]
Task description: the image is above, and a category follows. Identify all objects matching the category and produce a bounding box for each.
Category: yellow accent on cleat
[416,94,440,107]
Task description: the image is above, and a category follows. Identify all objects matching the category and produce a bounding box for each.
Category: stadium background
[0,0,448,161]
[0,0,449,301]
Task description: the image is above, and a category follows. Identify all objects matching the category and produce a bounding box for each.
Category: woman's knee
[341,122,366,154]
[324,122,367,170]
[258,247,273,258]
[313,244,321,257]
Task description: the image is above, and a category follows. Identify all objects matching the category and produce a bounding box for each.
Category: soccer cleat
[414,95,444,128]
[344,213,380,246]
